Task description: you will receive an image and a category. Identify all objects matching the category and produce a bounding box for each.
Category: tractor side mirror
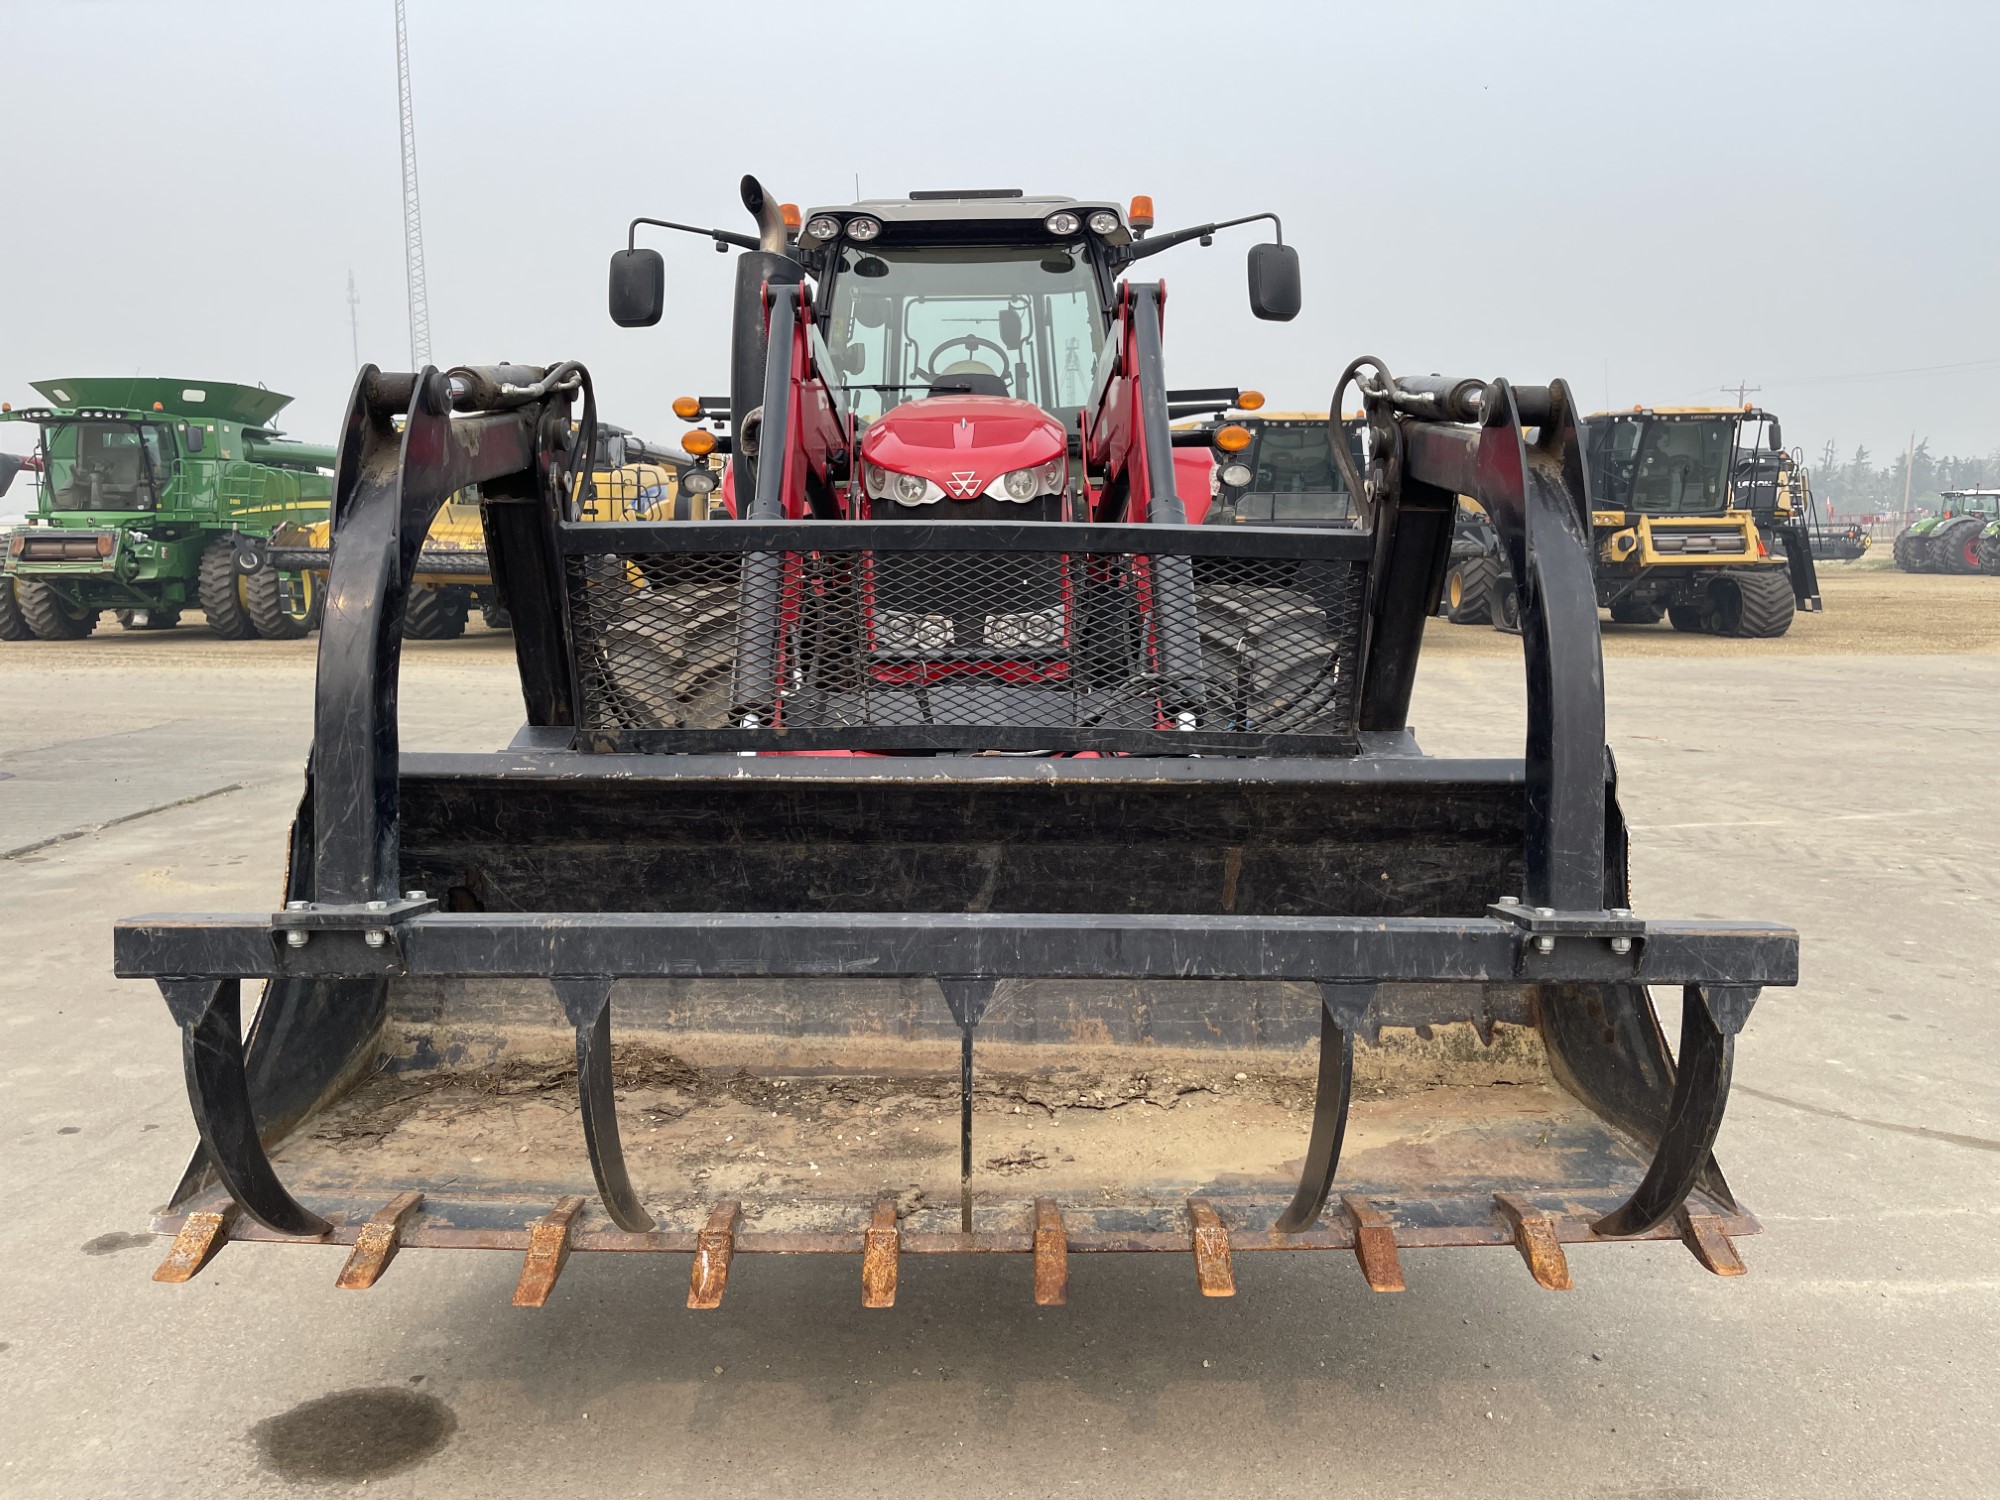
[1765,418,1783,452]
[608,248,665,328]
[999,308,1024,349]
[1247,243,1301,322]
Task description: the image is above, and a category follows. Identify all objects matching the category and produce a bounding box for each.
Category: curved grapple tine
[1593,984,1757,1239]
[1274,983,1374,1234]
[160,979,330,1238]
[554,978,655,1233]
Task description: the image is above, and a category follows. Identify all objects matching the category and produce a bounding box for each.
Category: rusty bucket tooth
[687,1200,742,1309]
[1678,1207,1747,1277]
[1340,1195,1405,1293]
[335,1191,425,1290]
[1032,1198,1069,1307]
[513,1197,586,1308]
[153,1205,240,1284]
[1188,1199,1236,1298]
[1494,1193,1573,1291]
[861,1198,900,1309]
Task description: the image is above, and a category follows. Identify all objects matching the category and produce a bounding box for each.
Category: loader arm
[1079,281,1185,525]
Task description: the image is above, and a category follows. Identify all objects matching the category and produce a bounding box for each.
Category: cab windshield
[1208,422,1361,525]
[1590,415,1737,514]
[42,420,175,511]
[823,243,1108,422]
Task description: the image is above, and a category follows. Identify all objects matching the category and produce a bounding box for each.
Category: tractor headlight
[1086,210,1120,236]
[1219,462,1253,488]
[845,215,882,242]
[1000,467,1039,501]
[864,462,939,506]
[681,468,717,496]
[801,214,842,244]
[1043,210,1081,237]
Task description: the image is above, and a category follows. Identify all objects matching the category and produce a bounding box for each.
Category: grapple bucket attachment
[117,364,1795,1305]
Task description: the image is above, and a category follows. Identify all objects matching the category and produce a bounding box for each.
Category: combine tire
[0,577,30,641]
[1713,569,1795,638]
[404,586,470,640]
[1891,526,1932,572]
[1934,516,1985,575]
[16,580,99,640]
[115,607,181,631]
[1667,603,1707,633]
[1978,528,2000,576]
[1444,557,1497,624]
[242,563,319,639]
[476,590,512,631]
[197,537,258,639]
[1608,599,1665,625]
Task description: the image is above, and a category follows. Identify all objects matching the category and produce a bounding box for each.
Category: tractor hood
[859,395,1066,505]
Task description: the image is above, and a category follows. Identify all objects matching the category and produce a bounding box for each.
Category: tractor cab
[39,418,178,513]
[610,178,1299,530]
[812,210,1112,522]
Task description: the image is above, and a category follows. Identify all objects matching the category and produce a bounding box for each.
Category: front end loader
[115,180,1795,1309]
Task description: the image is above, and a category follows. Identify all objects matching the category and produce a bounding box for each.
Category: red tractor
[115,176,1794,1308]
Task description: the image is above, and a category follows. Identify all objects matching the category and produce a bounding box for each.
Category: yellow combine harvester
[271,422,690,636]
[1445,404,1815,636]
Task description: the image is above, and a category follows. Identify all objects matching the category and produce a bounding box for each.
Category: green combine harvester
[0,378,331,640]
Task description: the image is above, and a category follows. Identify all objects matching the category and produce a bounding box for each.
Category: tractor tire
[404,585,470,640]
[1490,577,1521,634]
[1977,528,2000,576]
[1667,603,1708,633]
[241,562,319,639]
[1608,598,1665,625]
[1891,526,1933,572]
[1713,569,1795,638]
[1933,516,1985,575]
[594,581,741,729]
[1444,557,1498,624]
[197,537,258,639]
[0,577,32,641]
[115,607,181,631]
[16,579,99,640]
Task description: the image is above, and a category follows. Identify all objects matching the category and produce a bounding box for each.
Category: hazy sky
[4,0,1996,477]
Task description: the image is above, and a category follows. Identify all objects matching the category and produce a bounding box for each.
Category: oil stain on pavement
[249,1386,457,1482]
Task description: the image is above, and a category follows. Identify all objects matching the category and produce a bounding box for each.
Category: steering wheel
[924,335,1012,386]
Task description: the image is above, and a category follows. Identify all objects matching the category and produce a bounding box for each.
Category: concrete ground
[2,578,1996,1498]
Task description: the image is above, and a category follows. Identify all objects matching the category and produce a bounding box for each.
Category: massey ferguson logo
[946,471,981,498]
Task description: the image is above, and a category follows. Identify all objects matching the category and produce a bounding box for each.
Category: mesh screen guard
[557,521,1372,755]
